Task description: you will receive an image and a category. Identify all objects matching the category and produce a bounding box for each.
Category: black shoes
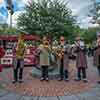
[75,78,88,83]
[45,77,49,81]
[64,78,69,82]
[12,79,23,84]
[58,77,63,81]
[40,77,49,81]
[82,78,88,83]
[18,79,23,83]
[58,77,69,81]
[12,80,17,84]
[40,77,45,81]
[75,78,81,81]
[97,81,100,84]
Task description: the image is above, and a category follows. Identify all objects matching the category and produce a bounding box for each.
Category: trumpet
[39,43,50,53]
[44,44,49,48]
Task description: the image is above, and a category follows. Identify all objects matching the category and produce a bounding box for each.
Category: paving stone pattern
[0,85,100,100]
[0,57,100,99]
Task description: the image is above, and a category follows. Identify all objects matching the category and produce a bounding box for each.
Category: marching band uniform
[74,37,87,82]
[57,36,70,81]
[13,33,26,83]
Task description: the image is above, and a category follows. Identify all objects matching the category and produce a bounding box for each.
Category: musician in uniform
[57,36,71,81]
[12,32,26,83]
[74,36,88,82]
[38,36,51,81]
[93,32,100,84]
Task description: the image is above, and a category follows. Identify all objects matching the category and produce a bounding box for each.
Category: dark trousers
[98,55,100,77]
[59,59,64,78]
[41,66,48,78]
[13,59,23,81]
[64,70,68,79]
[97,66,100,77]
[59,59,68,79]
[77,67,86,79]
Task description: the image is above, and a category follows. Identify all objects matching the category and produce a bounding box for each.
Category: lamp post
[6,0,14,28]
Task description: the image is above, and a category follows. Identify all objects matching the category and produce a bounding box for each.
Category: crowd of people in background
[0,32,100,84]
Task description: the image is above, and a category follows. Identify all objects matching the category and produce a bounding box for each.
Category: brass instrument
[42,40,50,49]
[56,45,65,59]
[39,43,50,52]
[16,39,25,58]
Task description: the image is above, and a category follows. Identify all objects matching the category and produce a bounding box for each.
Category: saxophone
[57,45,65,59]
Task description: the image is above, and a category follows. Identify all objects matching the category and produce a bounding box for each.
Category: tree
[89,0,100,25]
[0,24,19,35]
[17,0,76,38]
[76,27,100,44]
[83,27,100,44]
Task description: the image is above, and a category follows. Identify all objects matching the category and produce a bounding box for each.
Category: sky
[68,0,98,28]
[0,0,98,28]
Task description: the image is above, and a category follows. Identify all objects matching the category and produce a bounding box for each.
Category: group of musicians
[11,32,100,84]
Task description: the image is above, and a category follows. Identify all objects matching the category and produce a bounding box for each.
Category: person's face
[60,37,65,44]
[76,38,81,44]
[43,37,49,45]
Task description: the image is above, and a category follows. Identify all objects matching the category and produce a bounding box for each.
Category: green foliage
[0,24,19,35]
[89,1,100,25]
[83,27,100,44]
[17,0,76,38]
[75,27,100,44]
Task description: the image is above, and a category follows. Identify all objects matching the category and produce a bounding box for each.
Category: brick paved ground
[0,57,100,97]
[0,85,100,100]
